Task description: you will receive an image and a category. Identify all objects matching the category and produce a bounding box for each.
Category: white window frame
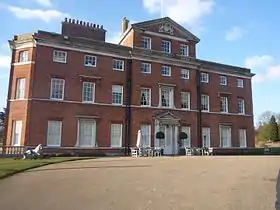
[47,121,62,147]
[113,59,124,71]
[237,98,245,114]
[82,82,95,103]
[84,55,97,67]
[50,78,65,100]
[181,69,189,79]
[159,86,174,108]
[77,119,97,147]
[161,65,171,76]
[239,129,247,148]
[181,92,190,110]
[53,50,67,63]
[200,73,209,83]
[201,95,210,112]
[15,78,26,99]
[237,79,244,88]
[219,125,232,148]
[110,124,122,148]
[19,51,28,63]
[112,85,123,105]
[181,126,191,148]
[180,44,189,56]
[12,120,22,146]
[202,127,211,147]
[141,62,151,74]
[220,75,227,86]
[140,87,151,107]
[161,40,171,53]
[220,96,228,113]
[142,36,151,50]
[140,124,151,147]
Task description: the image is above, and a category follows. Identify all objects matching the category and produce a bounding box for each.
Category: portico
[153,111,181,155]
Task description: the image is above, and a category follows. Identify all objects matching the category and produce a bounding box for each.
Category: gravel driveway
[0,156,279,210]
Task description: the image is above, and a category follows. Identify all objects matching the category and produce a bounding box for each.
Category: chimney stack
[122,17,129,34]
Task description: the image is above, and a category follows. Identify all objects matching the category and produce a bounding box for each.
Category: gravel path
[0,156,279,210]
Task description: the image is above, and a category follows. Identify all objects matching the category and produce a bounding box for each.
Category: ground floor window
[78,119,96,147]
[220,125,231,148]
[110,124,122,147]
[239,129,247,148]
[140,124,151,147]
[202,127,211,147]
[47,121,62,147]
[12,120,22,146]
[181,126,191,147]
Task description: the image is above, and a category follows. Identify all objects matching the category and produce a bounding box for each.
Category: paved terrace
[0,156,279,210]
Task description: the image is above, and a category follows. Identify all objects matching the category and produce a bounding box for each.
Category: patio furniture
[153,147,162,157]
[131,148,140,157]
[185,147,192,156]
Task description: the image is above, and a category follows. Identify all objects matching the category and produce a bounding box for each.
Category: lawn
[0,157,92,179]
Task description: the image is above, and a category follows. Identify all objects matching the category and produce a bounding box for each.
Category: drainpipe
[196,65,202,148]
[124,53,132,156]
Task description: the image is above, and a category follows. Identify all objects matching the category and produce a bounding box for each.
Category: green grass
[0,157,93,179]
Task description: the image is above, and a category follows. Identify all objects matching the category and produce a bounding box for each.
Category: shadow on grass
[25,164,152,173]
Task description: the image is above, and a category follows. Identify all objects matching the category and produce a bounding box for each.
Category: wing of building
[5,17,255,155]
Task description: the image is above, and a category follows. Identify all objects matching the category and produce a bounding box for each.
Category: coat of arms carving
[158,23,174,35]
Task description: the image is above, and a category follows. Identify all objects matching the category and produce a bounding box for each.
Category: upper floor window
[50,78,65,100]
[181,69,189,79]
[141,62,151,74]
[84,55,97,67]
[113,59,124,71]
[19,51,28,62]
[82,82,95,103]
[237,98,245,114]
[200,73,209,83]
[160,87,174,108]
[15,78,25,99]
[181,92,190,109]
[237,79,244,88]
[220,75,227,86]
[161,40,171,53]
[53,50,67,63]
[161,65,171,76]
[112,85,123,105]
[201,95,210,112]
[140,87,151,106]
[220,96,228,113]
[180,44,188,56]
[142,37,151,50]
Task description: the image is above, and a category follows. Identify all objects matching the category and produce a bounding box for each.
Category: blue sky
[0,0,279,124]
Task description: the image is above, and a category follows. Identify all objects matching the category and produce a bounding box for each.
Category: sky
[0,0,279,124]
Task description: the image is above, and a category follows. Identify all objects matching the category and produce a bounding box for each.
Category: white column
[174,125,178,154]
[154,119,160,147]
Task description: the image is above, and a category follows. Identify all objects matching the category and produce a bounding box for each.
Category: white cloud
[245,55,280,83]
[142,0,214,27]
[34,0,52,7]
[106,20,138,44]
[6,5,69,23]
[0,55,11,68]
[107,32,122,44]
[225,26,246,41]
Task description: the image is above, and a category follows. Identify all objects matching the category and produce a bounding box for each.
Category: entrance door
[12,121,22,146]
[78,120,96,147]
[164,125,173,155]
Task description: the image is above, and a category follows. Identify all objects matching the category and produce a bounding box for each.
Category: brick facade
[4,17,255,155]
